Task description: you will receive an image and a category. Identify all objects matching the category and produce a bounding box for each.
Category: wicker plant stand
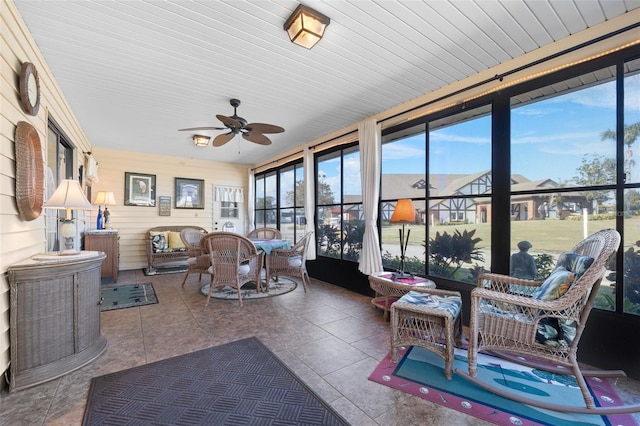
[390,288,462,380]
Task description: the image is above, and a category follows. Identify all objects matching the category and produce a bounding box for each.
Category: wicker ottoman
[391,288,462,380]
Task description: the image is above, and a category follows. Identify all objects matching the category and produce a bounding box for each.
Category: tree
[601,122,640,181]
[626,189,640,212]
[256,195,275,209]
[572,154,615,213]
[286,179,335,206]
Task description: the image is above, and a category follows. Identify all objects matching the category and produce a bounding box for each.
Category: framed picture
[158,196,171,216]
[124,172,156,206]
[175,177,204,209]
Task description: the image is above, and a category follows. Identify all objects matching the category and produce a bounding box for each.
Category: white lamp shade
[94,191,116,206]
[44,179,93,210]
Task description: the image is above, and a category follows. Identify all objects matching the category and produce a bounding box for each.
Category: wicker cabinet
[85,230,119,282]
[7,252,107,392]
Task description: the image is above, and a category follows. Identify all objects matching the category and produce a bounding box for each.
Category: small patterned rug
[82,337,349,425]
[369,345,637,426]
[201,277,298,301]
[100,283,158,311]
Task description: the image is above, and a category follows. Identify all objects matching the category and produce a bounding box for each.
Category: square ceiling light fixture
[284,4,330,49]
[193,134,210,147]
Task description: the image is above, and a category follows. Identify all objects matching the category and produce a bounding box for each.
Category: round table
[368,271,436,320]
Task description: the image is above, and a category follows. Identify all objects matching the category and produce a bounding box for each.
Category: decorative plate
[15,121,44,221]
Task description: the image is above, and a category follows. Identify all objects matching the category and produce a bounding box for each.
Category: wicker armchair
[203,232,263,307]
[460,229,635,414]
[180,227,211,287]
[265,231,313,292]
[247,227,282,239]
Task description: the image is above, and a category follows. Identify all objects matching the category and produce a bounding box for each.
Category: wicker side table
[391,287,462,380]
[368,272,436,320]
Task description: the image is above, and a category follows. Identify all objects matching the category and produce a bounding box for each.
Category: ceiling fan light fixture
[284,4,330,49]
[193,134,210,147]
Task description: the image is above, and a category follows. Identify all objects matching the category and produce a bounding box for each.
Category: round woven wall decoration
[15,121,44,221]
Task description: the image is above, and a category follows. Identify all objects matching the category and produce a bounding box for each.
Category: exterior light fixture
[389,199,417,276]
[284,4,330,49]
[43,179,93,255]
[193,135,210,147]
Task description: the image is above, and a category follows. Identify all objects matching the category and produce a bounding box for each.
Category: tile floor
[1,269,639,425]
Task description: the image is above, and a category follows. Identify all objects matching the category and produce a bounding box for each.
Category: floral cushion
[533,252,593,348]
[151,233,169,253]
[532,269,576,301]
[396,291,461,318]
[555,251,594,279]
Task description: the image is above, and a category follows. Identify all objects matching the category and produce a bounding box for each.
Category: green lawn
[382,217,638,253]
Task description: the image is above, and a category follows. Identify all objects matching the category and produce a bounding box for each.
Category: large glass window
[428,106,492,284]
[511,67,618,309]
[623,57,640,315]
[254,161,305,242]
[316,144,363,261]
[381,124,426,274]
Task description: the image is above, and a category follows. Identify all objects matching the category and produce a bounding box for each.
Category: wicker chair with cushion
[265,231,313,292]
[247,227,282,239]
[203,232,263,307]
[180,227,211,287]
[459,229,640,414]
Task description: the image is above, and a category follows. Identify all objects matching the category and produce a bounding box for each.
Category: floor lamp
[44,179,94,255]
[390,199,416,277]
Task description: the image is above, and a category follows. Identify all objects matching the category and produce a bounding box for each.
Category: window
[46,120,73,251]
[381,124,426,274]
[220,202,239,218]
[511,66,617,308]
[427,105,492,284]
[254,160,305,242]
[316,144,363,261]
[623,57,640,315]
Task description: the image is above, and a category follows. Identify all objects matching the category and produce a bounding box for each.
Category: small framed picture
[175,177,204,209]
[124,172,156,206]
[158,196,171,216]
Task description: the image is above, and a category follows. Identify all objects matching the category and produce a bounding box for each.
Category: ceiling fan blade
[246,123,284,134]
[243,132,272,145]
[213,132,235,147]
[178,126,227,131]
[216,114,241,129]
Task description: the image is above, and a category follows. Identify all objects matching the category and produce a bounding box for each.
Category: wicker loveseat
[145,226,208,274]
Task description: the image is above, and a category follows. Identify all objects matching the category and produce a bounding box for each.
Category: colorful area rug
[201,277,297,301]
[100,283,158,311]
[369,345,637,426]
[82,337,349,425]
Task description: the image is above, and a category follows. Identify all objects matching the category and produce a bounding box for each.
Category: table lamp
[390,199,417,276]
[94,191,116,229]
[44,179,93,255]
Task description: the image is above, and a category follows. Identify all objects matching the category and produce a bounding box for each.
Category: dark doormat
[100,283,158,311]
[82,337,350,425]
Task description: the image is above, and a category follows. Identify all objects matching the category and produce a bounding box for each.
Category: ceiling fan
[179,98,284,147]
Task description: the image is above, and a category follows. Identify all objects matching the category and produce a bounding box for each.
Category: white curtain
[247,169,255,232]
[303,147,316,260]
[214,185,244,202]
[358,119,383,274]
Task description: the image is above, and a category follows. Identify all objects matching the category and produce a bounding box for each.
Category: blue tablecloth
[250,238,292,254]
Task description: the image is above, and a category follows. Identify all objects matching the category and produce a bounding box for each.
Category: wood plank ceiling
[13,0,640,165]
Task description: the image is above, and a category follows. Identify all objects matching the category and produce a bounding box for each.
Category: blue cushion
[555,252,594,279]
[532,269,575,301]
[397,291,461,318]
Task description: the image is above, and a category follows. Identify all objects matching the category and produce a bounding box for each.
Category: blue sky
[318,72,640,197]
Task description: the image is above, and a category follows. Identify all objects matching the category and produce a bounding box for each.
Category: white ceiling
[14,0,640,166]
